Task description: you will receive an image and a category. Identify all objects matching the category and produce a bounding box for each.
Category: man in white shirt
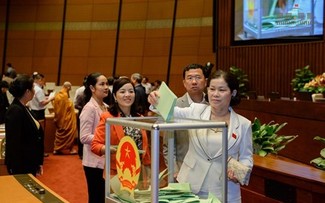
[29,73,54,120]
[28,72,54,157]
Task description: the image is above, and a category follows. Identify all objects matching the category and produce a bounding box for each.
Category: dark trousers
[83,166,105,203]
[77,111,83,158]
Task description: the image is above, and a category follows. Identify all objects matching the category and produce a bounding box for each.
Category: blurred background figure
[151,79,162,91]
[0,81,9,124]
[5,74,44,176]
[29,72,54,120]
[52,81,77,155]
[2,64,17,104]
[131,73,148,115]
[103,76,115,106]
[141,76,152,95]
[73,76,87,159]
[28,72,54,157]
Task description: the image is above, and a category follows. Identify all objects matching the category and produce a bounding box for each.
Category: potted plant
[310,136,325,170]
[291,65,315,100]
[229,66,249,98]
[252,117,298,157]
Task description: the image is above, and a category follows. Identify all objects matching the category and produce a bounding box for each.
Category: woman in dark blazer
[5,74,44,176]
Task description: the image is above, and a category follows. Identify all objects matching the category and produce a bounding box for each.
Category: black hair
[108,77,138,117]
[107,76,115,85]
[182,63,214,79]
[206,70,241,106]
[182,64,205,79]
[9,74,34,99]
[0,81,9,88]
[32,72,44,80]
[84,72,103,103]
[5,68,17,79]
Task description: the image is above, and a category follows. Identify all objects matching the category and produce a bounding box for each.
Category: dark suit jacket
[134,84,147,114]
[5,98,44,175]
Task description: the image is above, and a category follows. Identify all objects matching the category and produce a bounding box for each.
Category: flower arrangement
[303,72,325,93]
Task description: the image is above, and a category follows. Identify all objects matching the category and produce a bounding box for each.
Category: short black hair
[0,81,9,88]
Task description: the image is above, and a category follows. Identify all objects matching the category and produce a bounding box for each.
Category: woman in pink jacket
[79,72,109,203]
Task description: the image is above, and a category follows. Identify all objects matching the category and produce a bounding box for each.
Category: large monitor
[232,0,324,45]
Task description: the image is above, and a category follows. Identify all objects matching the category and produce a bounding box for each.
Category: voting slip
[154,82,177,121]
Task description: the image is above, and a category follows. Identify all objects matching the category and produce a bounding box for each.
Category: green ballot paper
[154,81,177,121]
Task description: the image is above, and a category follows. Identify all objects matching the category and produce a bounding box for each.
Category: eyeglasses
[185,75,203,82]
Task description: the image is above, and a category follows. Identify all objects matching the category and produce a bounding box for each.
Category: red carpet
[37,154,87,203]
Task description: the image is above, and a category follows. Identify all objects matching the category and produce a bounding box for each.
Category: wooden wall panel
[115,56,143,77]
[216,1,325,98]
[2,0,215,90]
[147,0,175,19]
[121,2,148,20]
[87,57,114,76]
[92,3,119,21]
[65,5,93,21]
[36,5,64,21]
[61,57,88,77]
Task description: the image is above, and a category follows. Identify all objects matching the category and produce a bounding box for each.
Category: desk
[44,114,56,153]
[0,174,68,202]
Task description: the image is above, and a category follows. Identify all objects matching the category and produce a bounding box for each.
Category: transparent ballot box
[243,0,315,39]
[104,116,228,203]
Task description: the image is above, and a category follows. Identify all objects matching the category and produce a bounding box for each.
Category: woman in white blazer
[149,70,253,202]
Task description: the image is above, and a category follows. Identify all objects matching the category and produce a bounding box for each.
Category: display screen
[232,0,324,45]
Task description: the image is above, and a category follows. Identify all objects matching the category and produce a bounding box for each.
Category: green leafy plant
[252,118,298,157]
[291,65,315,92]
[229,66,249,98]
[310,136,325,170]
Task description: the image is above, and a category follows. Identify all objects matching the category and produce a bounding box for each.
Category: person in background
[103,76,114,106]
[148,70,253,202]
[130,73,148,115]
[91,78,150,180]
[52,81,77,155]
[79,72,109,203]
[28,72,54,157]
[74,76,87,159]
[29,72,54,121]
[0,81,9,124]
[5,74,44,176]
[107,76,114,94]
[163,64,208,177]
[2,66,17,104]
[151,79,162,91]
[141,76,152,95]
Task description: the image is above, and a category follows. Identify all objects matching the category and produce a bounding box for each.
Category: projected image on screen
[234,0,324,41]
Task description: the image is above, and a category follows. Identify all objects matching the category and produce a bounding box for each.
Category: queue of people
[2,64,253,203]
